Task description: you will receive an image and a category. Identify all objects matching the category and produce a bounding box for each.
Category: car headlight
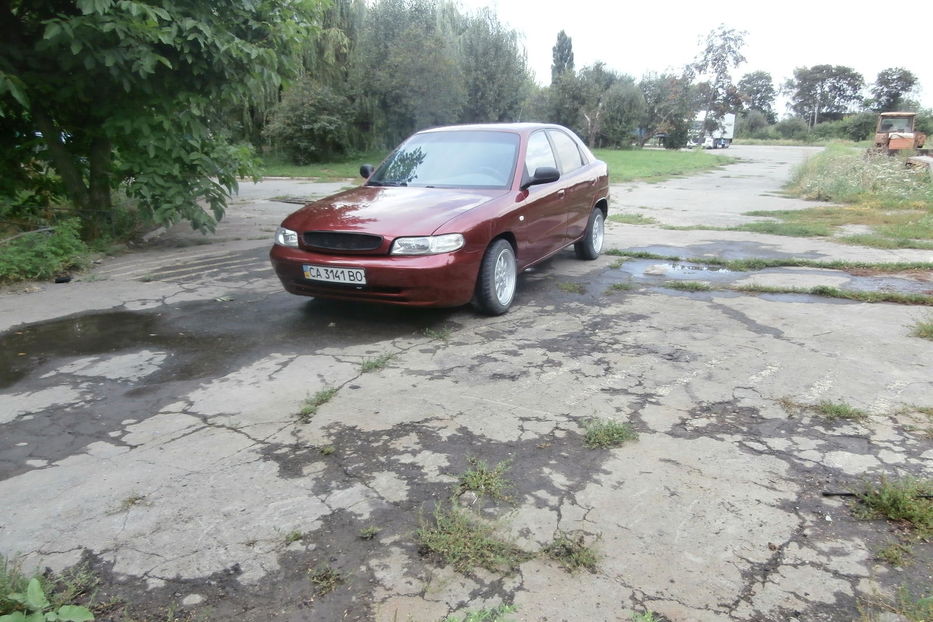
[274,226,299,247]
[391,234,465,255]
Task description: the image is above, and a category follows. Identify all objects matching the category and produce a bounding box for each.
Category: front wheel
[574,208,605,260]
[473,239,517,315]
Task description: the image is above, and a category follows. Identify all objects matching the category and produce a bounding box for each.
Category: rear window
[368,130,520,189]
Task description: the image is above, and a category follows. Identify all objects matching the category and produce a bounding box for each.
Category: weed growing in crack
[422,326,452,341]
[284,531,303,545]
[416,505,531,573]
[359,526,381,540]
[308,565,344,596]
[297,387,338,423]
[911,314,933,340]
[663,280,711,292]
[109,493,146,514]
[0,557,97,622]
[442,604,518,622]
[609,258,625,269]
[319,445,336,456]
[456,458,512,502]
[816,400,869,421]
[557,282,586,294]
[631,612,665,622]
[583,418,638,448]
[852,476,933,538]
[360,353,393,373]
[606,282,635,294]
[609,213,658,225]
[543,531,598,573]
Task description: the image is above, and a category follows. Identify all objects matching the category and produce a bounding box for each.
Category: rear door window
[549,130,584,173]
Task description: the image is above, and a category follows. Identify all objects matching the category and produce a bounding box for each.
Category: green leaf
[25,578,50,611]
[55,606,95,622]
[0,613,29,622]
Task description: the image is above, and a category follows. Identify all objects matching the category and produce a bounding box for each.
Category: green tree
[786,65,864,126]
[638,72,697,148]
[871,67,918,111]
[574,63,643,147]
[692,25,746,137]
[737,70,776,123]
[459,9,531,123]
[263,78,352,163]
[551,30,574,85]
[0,0,322,236]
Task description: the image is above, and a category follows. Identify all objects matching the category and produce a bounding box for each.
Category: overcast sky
[458,0,933,113]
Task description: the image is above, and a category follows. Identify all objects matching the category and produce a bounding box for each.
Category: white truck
[690,113,735,149]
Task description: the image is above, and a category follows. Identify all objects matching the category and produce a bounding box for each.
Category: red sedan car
[269,123,609,315]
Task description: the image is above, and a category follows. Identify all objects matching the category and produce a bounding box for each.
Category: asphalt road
[1,146,931,621]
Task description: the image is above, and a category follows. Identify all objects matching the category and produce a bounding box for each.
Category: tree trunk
[87,136,113,239]
[32,106,90,210]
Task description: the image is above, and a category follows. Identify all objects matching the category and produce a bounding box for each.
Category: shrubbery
[0,219,88,284]
[262,77,353,164]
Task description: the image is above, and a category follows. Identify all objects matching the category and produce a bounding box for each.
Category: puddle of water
[621,259,738,283]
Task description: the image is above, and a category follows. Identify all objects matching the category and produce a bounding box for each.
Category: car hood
[281,186,504,237]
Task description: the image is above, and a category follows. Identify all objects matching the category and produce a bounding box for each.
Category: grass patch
[816,400,869,421]
[359,526,380,540]
[259,150,388,180]
[422,326,452,341]
[416,505,531,573]
[593,148,734,182]
[443,604,517,622]
[631,613,664,622]
[604,249,933,273]
[284,530,304,545]
[0,219,89,284]
[583,418,638,448]
[543,532,598,573]
[308,565,344,595]
[838,235,933,250]
[319,445,336,456]
[732,221,831,237]
[360,353,393,373]
[609,213,659,225]
[852,477,933,538]
[606,282,635,293]
[297,387,338,423]
[912,314,933,340]
[663,280,711,292]
[557,281,586,294]
[732,284,933,306]
[1,557,97,620]
[875,541,911,566]
[456,458,512,502]
[858,585,933,622]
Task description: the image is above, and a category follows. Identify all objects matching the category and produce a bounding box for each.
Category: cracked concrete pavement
[1,146,931,621]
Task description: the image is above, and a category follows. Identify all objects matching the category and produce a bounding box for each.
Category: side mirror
[360,164,374,179]
[521,166,560,190]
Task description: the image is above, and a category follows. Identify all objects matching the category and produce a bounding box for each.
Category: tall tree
[574,63,643,147]
[0,0,321,236]
[459,9,531,123]
[737,70,776,123]
[786,65,864,125]
[871,68,918,111]
[639,72,697,148]
[692,25,746,135]
[551,30,574,85]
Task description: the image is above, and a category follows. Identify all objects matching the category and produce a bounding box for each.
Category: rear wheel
[574,207,604,260]
[473,239,517,315]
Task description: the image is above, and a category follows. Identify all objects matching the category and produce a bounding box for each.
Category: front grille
[303,231,383,252]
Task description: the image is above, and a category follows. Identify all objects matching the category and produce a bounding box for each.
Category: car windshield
[367,130,519,189]
[879,117,912,132]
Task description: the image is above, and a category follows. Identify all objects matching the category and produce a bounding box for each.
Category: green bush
[774,117,809,140]
[263,77,353,164]
[0,219,88,283]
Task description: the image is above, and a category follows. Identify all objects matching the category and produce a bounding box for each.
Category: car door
[547,129,592,242]
[512,130,569,266]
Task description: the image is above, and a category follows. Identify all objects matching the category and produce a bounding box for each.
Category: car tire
[473,239,517,316]
[574,207,604,260]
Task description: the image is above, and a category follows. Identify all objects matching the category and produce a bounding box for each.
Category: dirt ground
[1,146,930,621]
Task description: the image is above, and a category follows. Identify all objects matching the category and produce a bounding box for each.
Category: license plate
[302,264,366,285]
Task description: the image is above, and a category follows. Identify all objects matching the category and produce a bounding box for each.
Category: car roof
[879,112,916,117]
[417,123,572,137]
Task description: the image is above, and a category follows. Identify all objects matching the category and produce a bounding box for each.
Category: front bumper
[269,245,482,307]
